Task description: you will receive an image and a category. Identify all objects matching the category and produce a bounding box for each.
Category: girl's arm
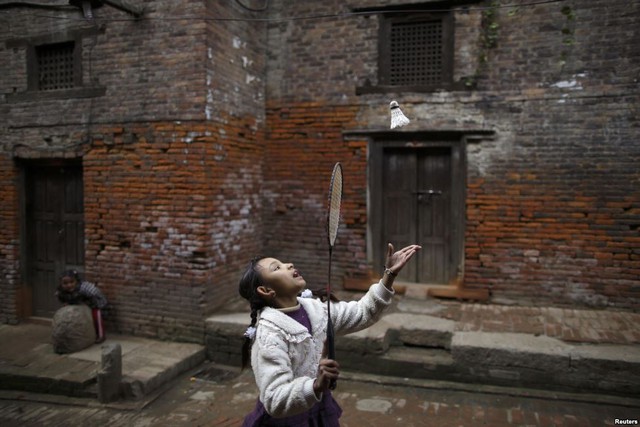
[79,282,108,309]
[330,280,393,335]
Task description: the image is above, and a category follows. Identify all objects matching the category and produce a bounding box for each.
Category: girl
[239,243,421,426]
[56,270,108,343]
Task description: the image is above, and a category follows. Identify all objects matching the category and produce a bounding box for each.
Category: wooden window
[36,41,77,91]
[389,18,444,86]
[6,28,106,102]
[376,12,454,92]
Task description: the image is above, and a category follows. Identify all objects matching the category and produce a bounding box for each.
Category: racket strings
[327,165,343,246]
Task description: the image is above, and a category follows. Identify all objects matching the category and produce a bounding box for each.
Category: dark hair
[60,269,82,283]
[238,256,268,370]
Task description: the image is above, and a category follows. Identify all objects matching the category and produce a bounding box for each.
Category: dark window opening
[357,10,456,94]
[36,41,76,91]
[380,12,453,90]
[389,18,444,86]
[6,28,106,102]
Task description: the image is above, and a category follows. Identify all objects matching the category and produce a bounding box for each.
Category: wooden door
[24,161,85,317]
[382,147,454,284]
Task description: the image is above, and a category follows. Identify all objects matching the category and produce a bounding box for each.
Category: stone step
[0,331,206,401]
[85,338,206,400]
[0,344,98,398]
[204,312,640,397]
[338,346,458,382]
[451,332,640,396]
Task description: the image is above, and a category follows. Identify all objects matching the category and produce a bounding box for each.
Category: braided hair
[238,256,268,370]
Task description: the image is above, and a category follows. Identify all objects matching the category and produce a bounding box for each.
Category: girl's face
[256,258,306,299]
[60,276,78,292]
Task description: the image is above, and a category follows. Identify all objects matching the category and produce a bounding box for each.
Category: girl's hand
[313,341,339,397]
[384,243,422,276]
[313,358,340,397]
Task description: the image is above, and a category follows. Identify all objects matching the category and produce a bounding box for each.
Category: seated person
[56,270,108,343]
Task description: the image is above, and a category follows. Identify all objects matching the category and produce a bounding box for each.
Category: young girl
[56,270,108,343]
[239,243,421,426]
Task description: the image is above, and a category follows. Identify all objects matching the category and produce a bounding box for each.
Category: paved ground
[1,294,639,426]
[1,362,638,426]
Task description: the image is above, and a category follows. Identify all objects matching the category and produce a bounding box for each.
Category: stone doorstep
[346,313,456,351]
[204,313,640,396]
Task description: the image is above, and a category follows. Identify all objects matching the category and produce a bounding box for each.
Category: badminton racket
[326,162,343,390]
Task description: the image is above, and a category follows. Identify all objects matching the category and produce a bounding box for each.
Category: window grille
[36,42,75,91]
[389,20,443,86]
[374,11,454,92]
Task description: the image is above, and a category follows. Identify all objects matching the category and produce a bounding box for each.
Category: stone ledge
[450,332,640,395]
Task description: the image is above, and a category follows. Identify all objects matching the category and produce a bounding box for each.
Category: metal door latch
[412,189,443,203]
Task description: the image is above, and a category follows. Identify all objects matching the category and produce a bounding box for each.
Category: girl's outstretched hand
[385,243,422,276]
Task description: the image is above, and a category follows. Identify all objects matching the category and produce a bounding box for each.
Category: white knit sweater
[250,281,394,418]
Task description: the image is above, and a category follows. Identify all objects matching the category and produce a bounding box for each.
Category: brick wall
[82,119,263,340]
[461,1,640,307]
[0,156,20,324]
[262,102,368,289]
[262,0,639,308]
[1,0,638,340]
[0,1,267,339]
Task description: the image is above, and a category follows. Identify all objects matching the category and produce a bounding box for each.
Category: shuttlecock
[389,101,410,129]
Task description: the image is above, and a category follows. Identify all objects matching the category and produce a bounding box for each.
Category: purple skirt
[242,391,342,427]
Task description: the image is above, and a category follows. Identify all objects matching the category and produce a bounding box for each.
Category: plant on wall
[462,0,500,89]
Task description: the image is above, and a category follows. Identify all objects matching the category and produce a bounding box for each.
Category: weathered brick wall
[1,0,638,339]
[263,0,640,308]
[461,1,640,307]
[262,102,368,289]
[0,156,20,324]
[1,1,267,339]
[83,119,263,340]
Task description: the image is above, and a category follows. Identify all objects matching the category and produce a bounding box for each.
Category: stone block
[98,343,122,403]
[51,305,96,354]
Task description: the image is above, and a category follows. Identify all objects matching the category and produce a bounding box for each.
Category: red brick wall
[0,1,267,339]
[0,156,21,324]
[83,119,263,340]
[1,0,638,338]
[262,0,640,308]
[262,102,369,289]
[458,1,640,307]
[463,92,640,307]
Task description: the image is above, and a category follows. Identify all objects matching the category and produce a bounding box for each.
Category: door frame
[370,134,465,284]
[18,158,84,318]
[356,130,480,286]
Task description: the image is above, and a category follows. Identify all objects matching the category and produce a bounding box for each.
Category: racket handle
[327,321,337,390]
